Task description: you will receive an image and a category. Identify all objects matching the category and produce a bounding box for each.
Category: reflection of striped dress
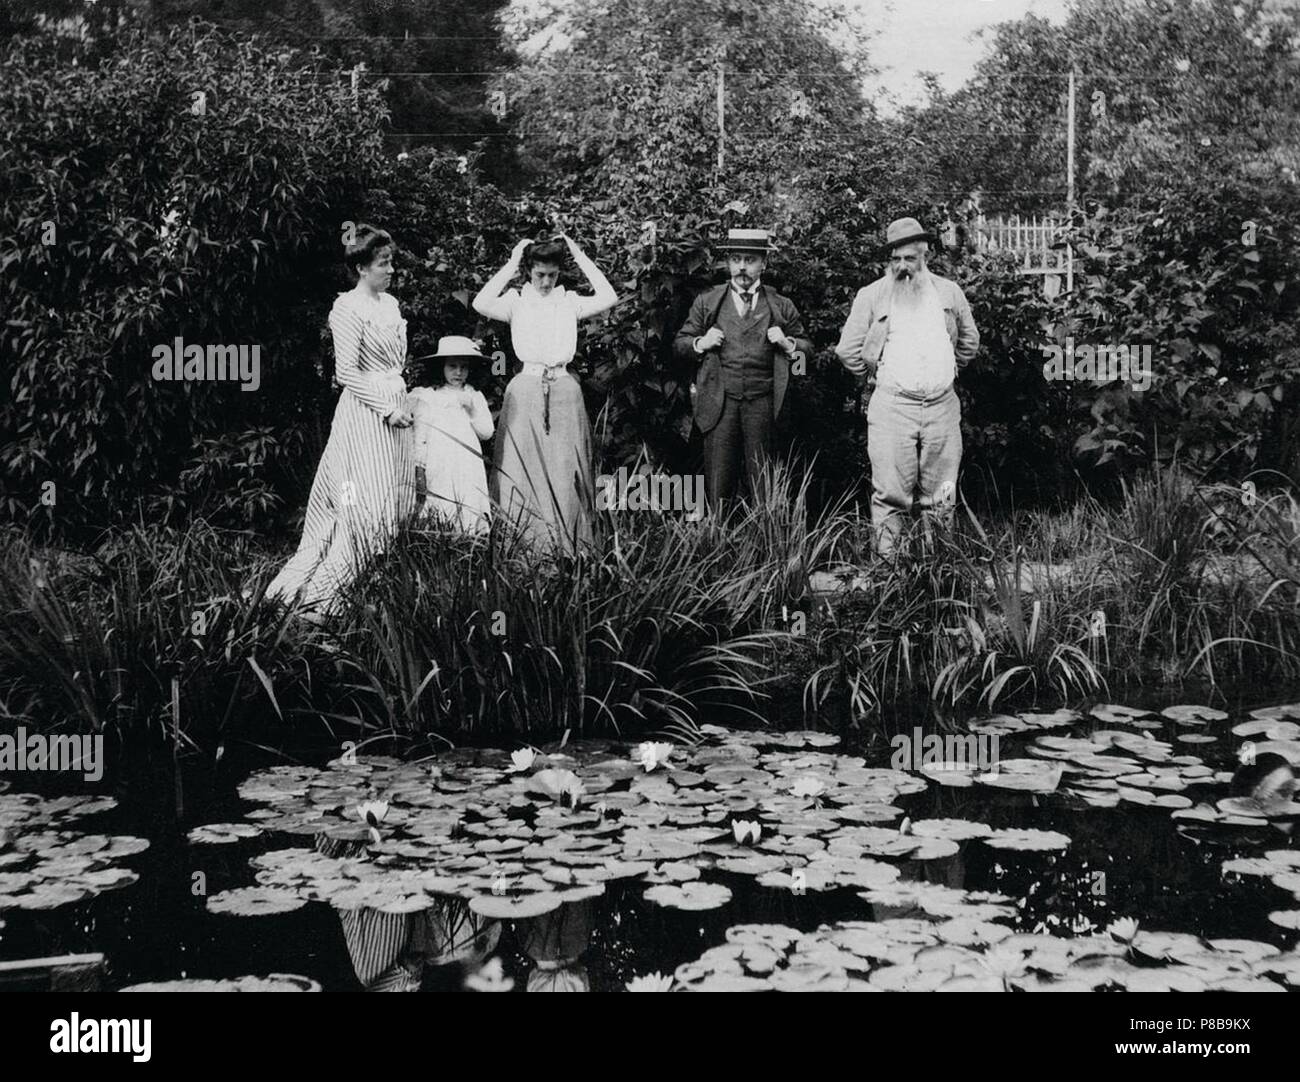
[266,290,413,611]
[315,835,500,992]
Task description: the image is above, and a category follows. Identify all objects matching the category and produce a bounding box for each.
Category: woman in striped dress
[265,225,414,616]
[473,234,617,554]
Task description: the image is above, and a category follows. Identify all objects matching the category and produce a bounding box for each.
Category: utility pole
[716,57,726,174]
[1066,66,1076,293]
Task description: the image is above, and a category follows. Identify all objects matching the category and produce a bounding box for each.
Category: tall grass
[4,462,1298,762]
[0,523,324,761]
[330,461,847,747]
[0,462,848,758]
[803,465,1300,730]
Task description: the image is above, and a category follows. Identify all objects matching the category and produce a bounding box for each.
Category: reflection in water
[317,834,499,991]
[334,898,502,991]
[316,836,594,991]
[518,901,594,992]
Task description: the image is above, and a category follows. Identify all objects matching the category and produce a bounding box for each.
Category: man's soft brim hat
[880,217,934,257]
[716,227,775,254]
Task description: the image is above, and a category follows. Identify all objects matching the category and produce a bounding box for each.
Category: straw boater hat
[880,217,935,257]
[716,228,775,254]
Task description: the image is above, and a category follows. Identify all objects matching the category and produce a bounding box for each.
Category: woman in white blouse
[264,224,414,616]
[472,234,617,553]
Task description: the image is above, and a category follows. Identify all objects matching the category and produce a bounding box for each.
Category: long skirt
[491,369,593,554]
[265,384,413,612]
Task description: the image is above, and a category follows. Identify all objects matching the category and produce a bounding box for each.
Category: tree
[496,0,880,211]
[0,23,389,533]
[896,0,1300,216]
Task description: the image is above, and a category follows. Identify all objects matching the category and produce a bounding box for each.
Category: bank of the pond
[1,469,1297,761]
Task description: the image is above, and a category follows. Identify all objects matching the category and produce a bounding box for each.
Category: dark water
[1,687,1296,992]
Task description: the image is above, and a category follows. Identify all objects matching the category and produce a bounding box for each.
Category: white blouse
[489,283,607,369]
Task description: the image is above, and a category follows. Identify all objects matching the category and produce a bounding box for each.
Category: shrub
[0,22,386,537]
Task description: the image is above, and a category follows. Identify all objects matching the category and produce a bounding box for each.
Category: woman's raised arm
[472,238,531,322]
[563,234,618,319]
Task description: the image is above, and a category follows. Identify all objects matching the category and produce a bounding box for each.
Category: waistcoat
[715,291,775,400]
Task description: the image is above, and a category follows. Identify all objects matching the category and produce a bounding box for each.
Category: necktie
[739,290,753,316]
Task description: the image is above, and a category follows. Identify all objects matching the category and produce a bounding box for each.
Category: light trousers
[866,385,962,554]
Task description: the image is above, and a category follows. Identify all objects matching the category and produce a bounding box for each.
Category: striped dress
[266,289,413,612]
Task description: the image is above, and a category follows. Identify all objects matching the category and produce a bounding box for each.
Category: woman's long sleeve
[472,261,520,323]
[329,299,402,417]
[569,246,618,319]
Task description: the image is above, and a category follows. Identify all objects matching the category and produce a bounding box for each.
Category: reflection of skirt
[491,370,593,553]
[316,834,499,991]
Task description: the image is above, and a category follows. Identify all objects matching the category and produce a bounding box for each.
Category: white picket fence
[975,214,1070,275]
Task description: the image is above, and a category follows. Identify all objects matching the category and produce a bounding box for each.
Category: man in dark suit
[673,228,812,512]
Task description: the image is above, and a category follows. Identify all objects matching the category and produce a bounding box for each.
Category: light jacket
[834,273,980,386]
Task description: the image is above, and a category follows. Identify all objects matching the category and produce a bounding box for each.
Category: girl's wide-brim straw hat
[414,335,493,363]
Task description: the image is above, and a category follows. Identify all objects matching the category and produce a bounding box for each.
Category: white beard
[891,266,930,307]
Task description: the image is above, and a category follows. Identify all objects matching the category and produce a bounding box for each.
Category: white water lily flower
[1107,917,1140,943]
[979,944,1028,986]
[354,800,389,826]
[634,741,674,772]
[509,747,538,773]
[732,819,762,846]
[626,972,675,992]
[789,775,827,800]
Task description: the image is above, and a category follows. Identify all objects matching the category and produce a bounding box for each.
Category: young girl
[408,336,495,534]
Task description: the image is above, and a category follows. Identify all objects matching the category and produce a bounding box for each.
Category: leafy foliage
[0,23,385,536]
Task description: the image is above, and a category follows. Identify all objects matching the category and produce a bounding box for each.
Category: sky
[854,0,1072,111]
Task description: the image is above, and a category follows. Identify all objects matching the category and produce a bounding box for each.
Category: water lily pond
[5,698,1300,992]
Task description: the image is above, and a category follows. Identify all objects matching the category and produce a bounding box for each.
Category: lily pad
[1089,704,1154,724]
[120,974,321,992]
[1161,704,1228,724]
[206,887,308,916]
[643,881,733,911]
[188,823,263,845]
[910,818,993,841]
[468,891,564,919]
[982,829,1071,852]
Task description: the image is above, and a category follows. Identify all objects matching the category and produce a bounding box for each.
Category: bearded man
[835,217,980,555]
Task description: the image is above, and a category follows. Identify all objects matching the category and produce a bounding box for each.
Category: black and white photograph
[1,0,1299,1044]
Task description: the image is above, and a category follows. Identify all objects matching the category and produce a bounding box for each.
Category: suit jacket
[673,283,813,434]
[833,273,980,384]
